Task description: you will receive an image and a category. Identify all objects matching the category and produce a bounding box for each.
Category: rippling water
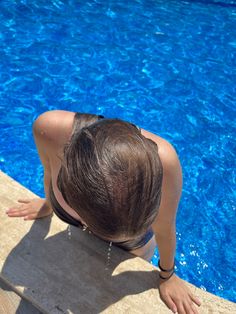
[0,0,235,302]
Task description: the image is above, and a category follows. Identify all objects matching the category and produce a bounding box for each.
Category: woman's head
[57,118,163,241]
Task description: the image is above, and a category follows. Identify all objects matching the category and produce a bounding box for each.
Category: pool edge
[0,170,235,313]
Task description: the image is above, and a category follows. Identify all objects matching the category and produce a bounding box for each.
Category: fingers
[181,298,199,314]
[172,296,199,314]
[191,294,201,307]
[184,302,199,314]
[186,293,201,314]
[24,215,35,220]
[175,300,186,314]
[159,275,201,314]
[162,295,177,313]
[6,198,47,221]
[6,205,23,214]
[6,199,33,214]
[17,199,32,203]
[6,208,29,217]
[6,203,30,217]
[7,208,36,220]
[191,303,200,314]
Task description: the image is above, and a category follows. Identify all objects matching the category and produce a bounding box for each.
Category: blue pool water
[0,0,235,302]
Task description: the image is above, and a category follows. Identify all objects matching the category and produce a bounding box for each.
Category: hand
[159,273,201,314]
[6,198,53,220]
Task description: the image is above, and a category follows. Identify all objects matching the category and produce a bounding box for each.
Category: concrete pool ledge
[0,170,235,314]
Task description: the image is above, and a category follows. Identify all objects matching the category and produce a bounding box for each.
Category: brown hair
[57,115,163,241]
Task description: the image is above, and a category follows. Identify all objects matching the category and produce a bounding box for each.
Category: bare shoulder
[33,110,76,146]
[141,128,181,171]
[141,128,182,229]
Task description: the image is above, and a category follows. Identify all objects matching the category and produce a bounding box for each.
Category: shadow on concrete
[0,278,42,314]
[1,215,161,314]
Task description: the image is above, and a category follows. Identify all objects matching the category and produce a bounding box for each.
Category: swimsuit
[49,112,154,251]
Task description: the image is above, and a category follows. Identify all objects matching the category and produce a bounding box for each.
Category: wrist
[159,270,175,280]
[158,259,175,272]
[158,259,175,280]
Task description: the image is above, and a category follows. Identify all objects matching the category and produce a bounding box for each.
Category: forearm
[43,168,53,210]
[155,226,176,273]
[33,122,52,210]
[155,226,201,313]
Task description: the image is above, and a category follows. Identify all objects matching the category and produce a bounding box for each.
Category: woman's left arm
[152,140,201,314]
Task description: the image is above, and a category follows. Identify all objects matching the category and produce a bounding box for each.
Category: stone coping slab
[0,170,235,313]
[0,278,42,314]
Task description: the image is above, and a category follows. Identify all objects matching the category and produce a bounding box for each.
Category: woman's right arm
[6,113,55,219]
[32,113,53,208]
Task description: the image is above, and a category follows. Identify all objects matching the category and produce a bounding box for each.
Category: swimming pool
[0,0,235,303]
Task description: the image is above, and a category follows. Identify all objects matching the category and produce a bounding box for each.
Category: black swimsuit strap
[49,181,84,228]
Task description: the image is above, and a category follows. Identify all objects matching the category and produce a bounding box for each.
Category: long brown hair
[57,114,163,240]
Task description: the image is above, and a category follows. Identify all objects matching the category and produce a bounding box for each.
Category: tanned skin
[6,110,201,314]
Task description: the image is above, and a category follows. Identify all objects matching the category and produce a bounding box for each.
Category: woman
[6,110,201,314]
